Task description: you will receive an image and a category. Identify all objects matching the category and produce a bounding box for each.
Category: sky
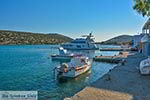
[0,0,148,41]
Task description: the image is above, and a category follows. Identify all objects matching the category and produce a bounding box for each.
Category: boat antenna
[82,31,93,37]
[89,31,94,37]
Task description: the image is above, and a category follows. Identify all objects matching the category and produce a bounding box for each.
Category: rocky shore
[66,53,150,100]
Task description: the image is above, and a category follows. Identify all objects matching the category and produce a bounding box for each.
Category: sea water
[0,45,119,100]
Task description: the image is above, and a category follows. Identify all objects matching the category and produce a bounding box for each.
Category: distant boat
[51,47,73,61]
[51,47,82,61]
[61,33,99,50]
[55,56,92,78]
[140,57,150,75]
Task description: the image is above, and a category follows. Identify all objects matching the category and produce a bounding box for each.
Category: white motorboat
[51,47,73,61]
[56,56,92,78]
[61,33,98,50]
[140,57,150,75]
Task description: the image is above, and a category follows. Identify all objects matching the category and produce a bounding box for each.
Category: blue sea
[0,45,120,100]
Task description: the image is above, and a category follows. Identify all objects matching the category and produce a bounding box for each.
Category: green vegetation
[0,30,72,45]
[133,0,150,16]
[96,35,133,45]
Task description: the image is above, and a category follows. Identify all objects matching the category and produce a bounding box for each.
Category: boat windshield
[71,39,86,43]
[71,41,86,43]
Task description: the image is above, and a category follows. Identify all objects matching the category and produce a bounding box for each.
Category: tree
[133,0,150,17]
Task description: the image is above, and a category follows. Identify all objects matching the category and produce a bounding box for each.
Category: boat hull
[56,64,92,78]
[62,47,99,50]
[140,66,150,75]
[140,57,150,75]
[61,43,99,50]
[51,55,72,61]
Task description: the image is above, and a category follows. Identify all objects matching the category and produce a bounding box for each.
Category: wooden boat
[56,56,92,78]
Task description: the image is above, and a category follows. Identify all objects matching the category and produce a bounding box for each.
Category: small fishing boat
[55,56,92,78]
[51,47,73,61]
[140,57,150,75]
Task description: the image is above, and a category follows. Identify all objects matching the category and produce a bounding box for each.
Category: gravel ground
[65,53,150,100]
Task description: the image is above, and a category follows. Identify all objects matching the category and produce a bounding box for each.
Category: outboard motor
[60,63,68,73]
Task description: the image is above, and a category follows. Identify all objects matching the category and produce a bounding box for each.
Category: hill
[98,35,133,45]
[0,30,73,45]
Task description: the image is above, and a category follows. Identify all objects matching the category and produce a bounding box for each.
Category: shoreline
[65,53,150,100]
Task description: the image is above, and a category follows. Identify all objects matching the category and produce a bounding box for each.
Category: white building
[132,34,145,48]
[141,18,150,56]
